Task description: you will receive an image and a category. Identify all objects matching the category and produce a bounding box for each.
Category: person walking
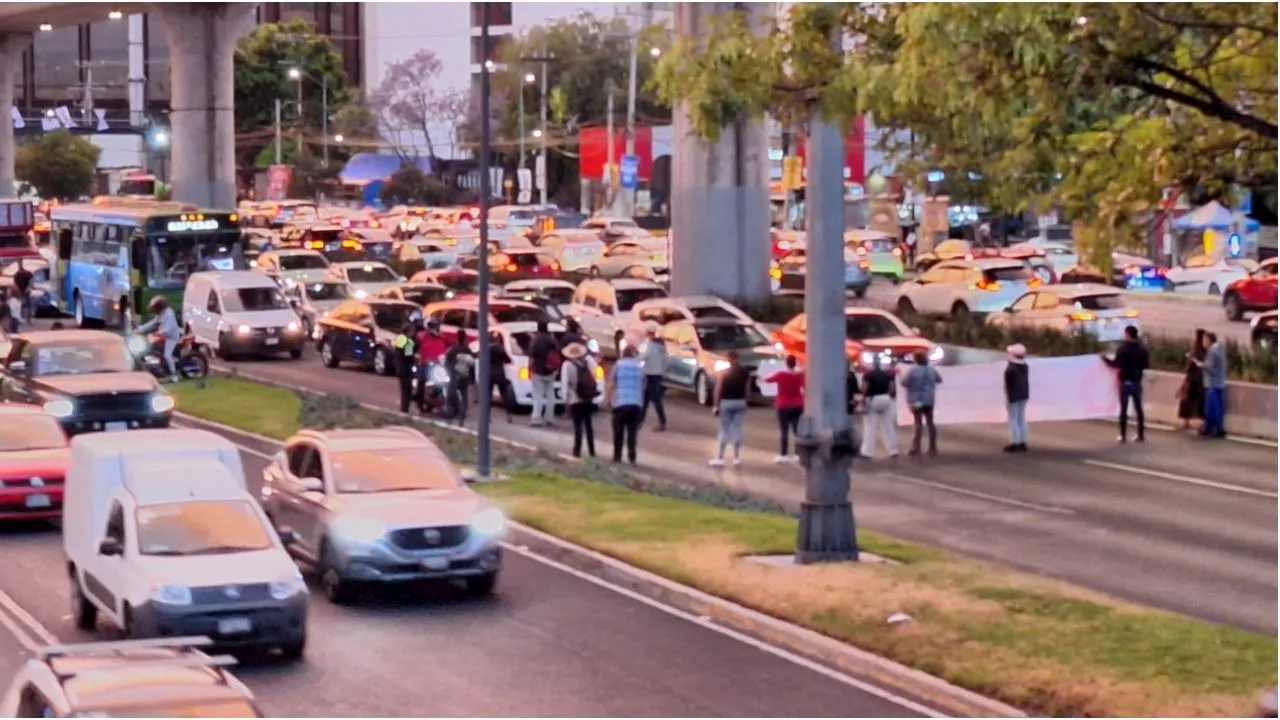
[1177,329,1207,432]
[900,349,942,455]
[392,314,422,414]
[527,320,560,427]
[710,351,751,467]
[444,331,475,426]
[1003,343,1030,452]
[11,260,32,323]
[561,342,600,457]
[1198,331,1228,438]
[859,356,898,459]
[763,355,805,463]
[1103,325,1149,443]
[640,324,668,431]
[484,330,515,423]
[904,228,918,267]
[609,345,645,464]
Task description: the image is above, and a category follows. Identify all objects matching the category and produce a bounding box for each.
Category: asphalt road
[212,350,1278,634]
[0,442,934,718]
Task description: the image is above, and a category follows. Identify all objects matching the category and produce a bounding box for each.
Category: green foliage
[378,166,463,207]
[234,20,355,136]
[15,131,102,200]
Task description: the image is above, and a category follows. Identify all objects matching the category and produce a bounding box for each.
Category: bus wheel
[73,295,87,329]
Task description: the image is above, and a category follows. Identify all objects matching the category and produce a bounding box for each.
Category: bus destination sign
[164,213,224,233]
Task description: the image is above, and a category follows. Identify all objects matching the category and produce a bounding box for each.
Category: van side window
[105,503,125,545]
[288,445,316,478]
[206,290,220,314]
[298,449,324,484]
[596,288,615,315]
[16,685,53,718]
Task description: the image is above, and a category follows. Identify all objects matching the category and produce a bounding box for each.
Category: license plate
[421,557,449,571]
[264,337,279,345]
[105,421,127,432]
[218,617,252,634]
[25,494,50,508]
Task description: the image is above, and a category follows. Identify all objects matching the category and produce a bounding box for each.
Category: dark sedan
[0,330,174,436]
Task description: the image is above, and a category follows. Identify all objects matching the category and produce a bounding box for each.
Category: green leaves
[16,131,101,201]
[233,19,354,140]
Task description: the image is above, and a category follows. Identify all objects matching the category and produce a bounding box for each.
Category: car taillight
[892,247,903,257]
[769,267,782,280]
[594,365,605,380]
[1069,311,1097,321]
[341,239,362,250]
[975,279,1001,291]
[518,367,530,380]
[370,220,381,228]
[305,240,323,250]
[505,263,517,272]
[1028,277,1043,288]
[1124,309,1139,318]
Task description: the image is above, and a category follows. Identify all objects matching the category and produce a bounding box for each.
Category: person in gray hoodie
[1196,331,1228,438]
[1003,343,1030,452]
[899,348,942,455]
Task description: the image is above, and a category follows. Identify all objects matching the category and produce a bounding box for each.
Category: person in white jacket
[560,342,600,457]
[136,295,182,382]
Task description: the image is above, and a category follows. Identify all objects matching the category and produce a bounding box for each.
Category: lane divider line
[878,472,1076,515]
[1083,460,1278,499]
[0,590,59,646]
[0,595,41,652]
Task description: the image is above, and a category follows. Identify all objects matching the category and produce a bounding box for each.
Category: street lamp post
[475,14,495,480]
[519,52,553,205]
[286,64,330,166]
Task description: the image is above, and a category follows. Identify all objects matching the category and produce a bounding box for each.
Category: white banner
[897,355,1119,426]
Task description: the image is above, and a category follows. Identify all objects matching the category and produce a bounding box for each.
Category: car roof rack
[38,636,213,660]
[51,654,239,681]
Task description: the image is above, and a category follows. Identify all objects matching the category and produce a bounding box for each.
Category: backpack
[574,359,599,401]
[542,340,563,374]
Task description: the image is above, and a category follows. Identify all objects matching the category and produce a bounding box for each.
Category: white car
[587,238,669,280]
[534,229,606,272]
[895,258,1039,319]
[414,229,480,255]
[473,322,605,411]
[986,283,1140,342]
[1164,254,1258,296]
[631,295,753,326]
[503,279,577,314]
[570,278,669,357]
[1009,239,1078,275]
[583,216,642,235]
[327,261,404,299]
[255,248,332,290]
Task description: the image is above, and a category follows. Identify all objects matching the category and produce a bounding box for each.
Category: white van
[64,429,308,659]
[182,271,307,360]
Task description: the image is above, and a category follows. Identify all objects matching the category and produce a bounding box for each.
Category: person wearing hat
[1003,343,1030,452]
[560,342,600,457]
[640,321,668,431]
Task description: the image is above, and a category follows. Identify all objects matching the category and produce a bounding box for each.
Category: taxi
[845,229,906,282]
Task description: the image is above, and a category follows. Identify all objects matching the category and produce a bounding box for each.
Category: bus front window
[145,232,243,288]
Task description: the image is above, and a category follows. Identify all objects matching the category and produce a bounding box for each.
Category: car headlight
[43,399,74,419]
[354,289,368,299]
[331,515,386,545]
[236,324,251,336]
[586,338,600,353]
[150,584,193,606]
[712,359,731,373]
[860,351,875,366]
[431,365,450,383]
[928,345,945,363]
[127,335,148,355]
[286,321,300,332]
[269,575,307,600]
[150,394,175,413]
[470,507,506,537]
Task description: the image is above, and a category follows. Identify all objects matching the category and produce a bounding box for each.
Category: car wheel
[183,353,210,380]
[463,572,498,598]
[373,347,392,376]
[73,294,87,328]
[216,333,239,361]
[280,634,306,661]
[853,287,867,299]
[1208,282,1221,296]
[318,540,354,605]
[122,603,136,638]
[951,302,971,321]
[695,372,712,407]
[896,297,916,316]
[70,568,97,631]
[289,348,303,360]
[320,338,339,368]
[1162,278,1175,292]
[1224,292,1244,322]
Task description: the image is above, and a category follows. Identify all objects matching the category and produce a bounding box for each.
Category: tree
[378,166,460,207]
[16,131,101,200]
[653,3,1277,261]
[368,49,470,160]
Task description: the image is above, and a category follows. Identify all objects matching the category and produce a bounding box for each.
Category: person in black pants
[609,345,645,464]
[484,331,515,423]
[392,316,421,414]
[1103,325,1149,442]
[561,342,599,457]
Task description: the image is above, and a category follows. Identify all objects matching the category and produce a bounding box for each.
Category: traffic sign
[620,154,639,190]
[517,168,532,192]
[534,155,546,190]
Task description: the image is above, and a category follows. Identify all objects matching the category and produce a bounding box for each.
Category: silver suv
[261,427,505,603]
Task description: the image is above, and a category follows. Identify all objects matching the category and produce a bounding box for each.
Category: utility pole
[605,83,616,210]
[794,36,858,565]
[538,44,549,205]
[475,12,494,479]
[622,34,638,217]
[321,74,329,166]
[274,99,282,164]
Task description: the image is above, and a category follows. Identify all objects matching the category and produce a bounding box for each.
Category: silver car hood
[332,486,486,528]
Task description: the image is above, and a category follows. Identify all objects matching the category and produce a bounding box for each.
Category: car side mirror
[289,298,300,309]
[276,527,300,546]
[298,476,323,492]
[6,360,26,373]
[98,537,123,556]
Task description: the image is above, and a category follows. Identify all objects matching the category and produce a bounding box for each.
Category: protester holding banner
[1103,325,1149,443]
[860,356,899,459]
[1004,344,1030,452]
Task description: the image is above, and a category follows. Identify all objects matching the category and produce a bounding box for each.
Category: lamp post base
[795,499,858,564]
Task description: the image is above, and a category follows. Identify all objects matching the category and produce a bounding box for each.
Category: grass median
[170,376,1277,717]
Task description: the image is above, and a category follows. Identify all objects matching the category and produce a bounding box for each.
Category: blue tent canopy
[1173,200,1261,232]
[339,153,433,185]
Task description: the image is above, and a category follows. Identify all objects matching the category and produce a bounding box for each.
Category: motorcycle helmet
[148,295,169,313]
[426,317,441,332]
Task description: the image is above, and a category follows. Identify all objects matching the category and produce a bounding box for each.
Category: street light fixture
[523,72,536,84]
[280,63,330,166]
[484,60,496,71]
[287,66,302,81]
[531,129,543,139]
[650,47,661,58]
[333,133,344,143]
[152,130,168,148]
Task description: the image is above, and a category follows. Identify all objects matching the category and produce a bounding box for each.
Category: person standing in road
[415,317,448,413]
[560,342,599,457]
[527,320,561,427]
[3,289,19,333]
[1177,328,1207,432]
[641,324,669,431]
[900,349,942,455]
[560,316,589,350]
[484,330,515,423]
[1003,344,1030,452]
[11,260,32,322]
[392,314,421,414]
[444,331,476,426]
[763,355,805,463]
[710,351,751,467]
[1103,324,1149,443]
[904,228,918,267]
[859,356,898,459]
[609,345,645,464]
[1198,331,1228,438]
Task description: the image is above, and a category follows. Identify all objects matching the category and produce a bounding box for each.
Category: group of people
[1176,328,1231,439]
[392,313,492,425]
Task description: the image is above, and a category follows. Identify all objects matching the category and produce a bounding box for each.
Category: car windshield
[279,254,328,271]
[527,286,574,304]
[135,500,274,556]
[330,447,463,493]
[222,287,289,312]
[510,253,553,267]
[32,338,134,376]
[346,265,398,283]
[984,266,1033,283]
[305,283,350,301]
[354,229,395,243]
[845,314,907,340]
[617,288,667,312]
[436,273,479,293]
[690,305,740,320]
[510,331,567,355]
[90,699,261,717]
[373,304,417,331]
[0,416,66,451]
[696,324,768,351]
[1071,294,1127,310]
[401,287,450,305]
[492,305,547,324]
[862,238,897,253]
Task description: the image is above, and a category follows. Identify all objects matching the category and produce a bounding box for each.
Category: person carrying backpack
[560,342,599,457]
[528,320,561,427]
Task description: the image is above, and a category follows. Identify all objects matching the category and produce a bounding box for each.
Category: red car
[771,229,805,261]
[0,406,69,521]
[772,306,943,371]
[1223,258,1278,321]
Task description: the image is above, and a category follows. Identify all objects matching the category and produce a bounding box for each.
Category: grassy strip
[170,377,1277,717]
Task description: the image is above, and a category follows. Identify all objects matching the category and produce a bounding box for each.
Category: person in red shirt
[415,318,450,412]
[764,355,806,463]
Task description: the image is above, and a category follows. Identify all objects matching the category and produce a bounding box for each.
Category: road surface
[0,440,935,717]
[211,350,1278,634]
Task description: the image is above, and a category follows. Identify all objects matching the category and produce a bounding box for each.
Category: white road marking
[0,590,58,645]
[1083,460,1278,499]
[0,594,40,651]
[878,472,1075,515]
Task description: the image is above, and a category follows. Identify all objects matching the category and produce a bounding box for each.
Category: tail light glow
[975,279,1002,291]
[1069,311,1097,321]
[892,247,903,257]
[1124,309,1139,318]
[1028,276,1043,288]
[505,263,518,272]
[341,239,362,250]
[518,367,530,380]
[769,267,782,280]
[594,365,605,380]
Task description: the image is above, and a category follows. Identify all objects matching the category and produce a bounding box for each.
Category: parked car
[502,279,576,314]
[255,249,332,289]
[1164,254,1257,296]
[316,299,422,376]
[183,271,307,360]
[1064,252,1169,290]
[774,307,941,371]
[986,283,1140,342]
[912,239,973,272]
[286,279,355,339]
[771,246,872,297]
[422,297,553,346]
[631,295,753,326]
[376,282,453,306]
[410,268,481,296]
[1251,310,1277,353]
[1222,258,1278,321]
[587,238,669,280]
[652,318,785,406]
[894,258,1040,319]
[569,278,669,357]
[478,322,604,411]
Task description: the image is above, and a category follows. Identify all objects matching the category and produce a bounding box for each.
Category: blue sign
[620,154,640,190]
[926,170,946,183]
[1228,233,1243,257]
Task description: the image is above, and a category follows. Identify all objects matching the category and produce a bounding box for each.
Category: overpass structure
[0,2,254,209]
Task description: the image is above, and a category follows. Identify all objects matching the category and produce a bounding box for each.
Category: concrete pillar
[670,3,771,301]
[0,34,31,196]
[152,3,257,208]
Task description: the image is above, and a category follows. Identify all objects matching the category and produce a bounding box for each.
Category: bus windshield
[145,229,243,289]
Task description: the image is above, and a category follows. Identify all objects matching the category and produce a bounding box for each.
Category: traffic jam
[0,194,1274,716]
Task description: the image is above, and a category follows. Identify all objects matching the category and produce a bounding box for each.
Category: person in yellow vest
[393,312,423,413]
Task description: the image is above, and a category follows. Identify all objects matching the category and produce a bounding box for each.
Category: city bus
[50,200,246,327]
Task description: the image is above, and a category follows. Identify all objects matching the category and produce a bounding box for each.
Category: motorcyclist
[136,295,181,383]
[415,317,449,412]
[393,312,423,414]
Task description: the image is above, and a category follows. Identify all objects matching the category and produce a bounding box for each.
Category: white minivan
[182,270,308,360]
[64,429,308,659]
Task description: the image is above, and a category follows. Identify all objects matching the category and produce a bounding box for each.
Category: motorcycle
[411,362,450,416]
[128,333,210,380]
